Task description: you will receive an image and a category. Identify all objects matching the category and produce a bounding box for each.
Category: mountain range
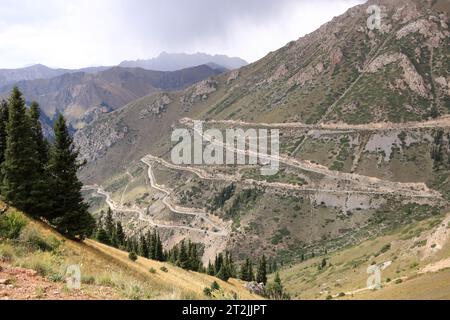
[119,52,248,72]
[73,0,450,299]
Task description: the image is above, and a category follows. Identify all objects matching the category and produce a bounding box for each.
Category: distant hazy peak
[119,52,248,72]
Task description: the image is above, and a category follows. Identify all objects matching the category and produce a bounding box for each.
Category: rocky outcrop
[366,52,428,97]
[180,79,218,111]
[139,94,172,119]
[74,118,128,162]
[244,282,265,296]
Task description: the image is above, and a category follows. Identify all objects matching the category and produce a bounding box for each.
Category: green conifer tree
[256,255,268,285]
[0,100,8,171]
[1,87,40,213]
[47,114,94,239]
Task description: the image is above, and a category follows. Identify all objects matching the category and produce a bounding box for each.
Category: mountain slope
[120,52,248,71]
[0,65,222,128]
[277,211,450,300]
[0,203,259,300]
[75,0,450,268]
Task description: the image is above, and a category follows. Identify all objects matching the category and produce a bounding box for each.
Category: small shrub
[25,259,54,277]
[0,244,16,262]
[326,295,333,300]
[338,292,346,297]
[0,211,28,240]
[379,244,391,254]
[128,252,138,262]
[81,275,96,285]
[160,266,168,273]
[149,268,156,274]
[48,273,65,283]
[203,287,212,297]
[395,279,403,284]
[211,281,220,291]
[19,225,60,252]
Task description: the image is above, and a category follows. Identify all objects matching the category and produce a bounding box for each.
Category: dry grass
[278,213,450,300]
[0,203,260,300]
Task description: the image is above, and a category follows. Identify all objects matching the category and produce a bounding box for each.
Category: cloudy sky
[0,0,365,69]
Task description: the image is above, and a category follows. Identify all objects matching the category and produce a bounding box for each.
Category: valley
[76,1,450,280]
[1,0,448,301]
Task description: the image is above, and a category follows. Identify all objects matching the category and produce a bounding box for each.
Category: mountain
[0,65,222,129]
[75,0,450,277]
[0,64,109,87]
[119,52,248,71]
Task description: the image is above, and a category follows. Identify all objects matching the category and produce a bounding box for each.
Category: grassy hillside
[0,202,259,300]
[277,211,450,300]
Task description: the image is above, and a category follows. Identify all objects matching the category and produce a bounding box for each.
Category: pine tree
[155,233,164,261]
[240,258,254,282]
[256,255,268,285]
[47,114,94,239]
[266,272,290,300]
[1,87,40,213]
[96,227,110,245]
[147,231,155,259]
[27,101,51,216]
[104,208,115,241]
[0,100,8,170]
[177,240,189,269]
[240,259,249,281]
[115,221,126,248]
[29,102,49,166]
[139,234,149,258]
[214,253,224,275]
[207,261,215,276]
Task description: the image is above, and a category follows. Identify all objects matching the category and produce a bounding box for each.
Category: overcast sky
[0,0,365,69]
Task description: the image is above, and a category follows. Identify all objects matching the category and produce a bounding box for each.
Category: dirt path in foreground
[0,263,119,300]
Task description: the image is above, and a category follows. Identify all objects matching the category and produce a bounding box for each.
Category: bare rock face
[288,62,325,87]
[139,94,172,119]
[245,282,265,296]
[435,77,450,96]
[79,105,113,127]
[74,118,128,162]
[268,64,288,83]
[226,70,240,84]
[366,52,428,97]
[180,79,218,111]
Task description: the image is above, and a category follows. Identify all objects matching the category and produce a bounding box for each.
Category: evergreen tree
[115,221,126,248]
[240,258,254,282]
[216,265,231,281]
[27,101,51,216]
[148,231,155,259]
[1,87,40,213]
[0,100,8,169]
[29,102,49,166]
[96,227,110,245]
[104,208,115,241]
[207,261,215,276]
[139,234,149,258]
[155,233,164,261]
[177,240,189,269]
[214,253,224,275]
[256,255,268,285]
[266,272,290,300]
[47,114,94,239]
